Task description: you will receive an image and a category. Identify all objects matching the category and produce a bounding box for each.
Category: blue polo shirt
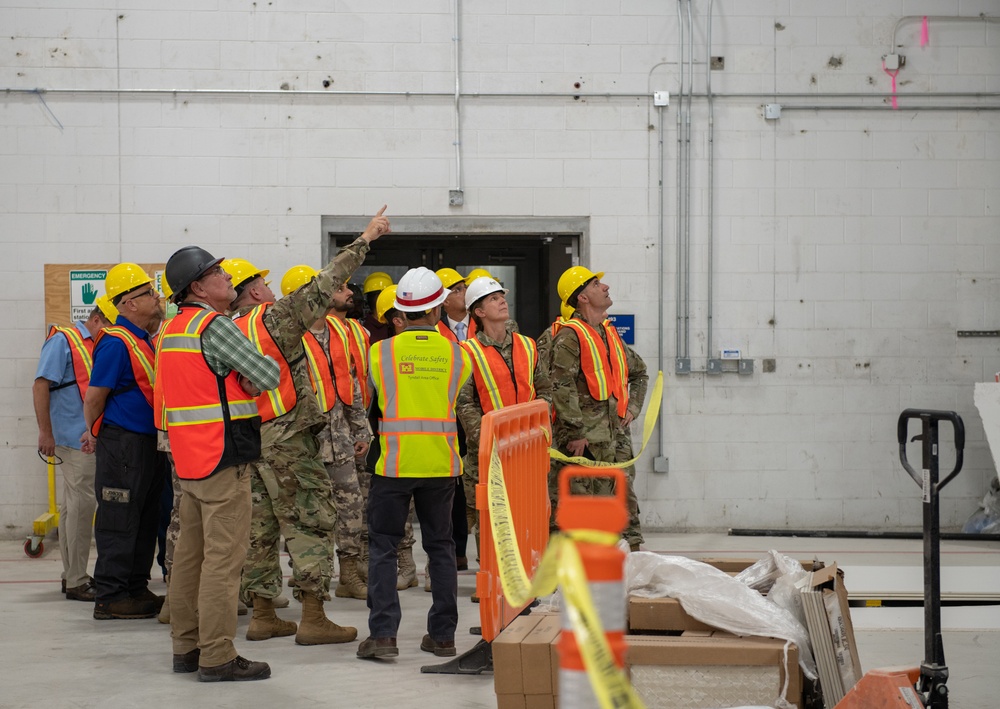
[35,321,93,449]
[89,315,157,435]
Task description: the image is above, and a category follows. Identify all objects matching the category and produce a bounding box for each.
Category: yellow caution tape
[548,371,664,468]
[487,438,646,709]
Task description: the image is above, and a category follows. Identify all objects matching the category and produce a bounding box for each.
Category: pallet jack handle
[896,408,964,709]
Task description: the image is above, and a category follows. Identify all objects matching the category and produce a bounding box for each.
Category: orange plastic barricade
[557,466,628,709]
[421,399,551,675]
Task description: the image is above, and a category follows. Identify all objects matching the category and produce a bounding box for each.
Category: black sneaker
[198,656,271,682]
[173,648,200,673]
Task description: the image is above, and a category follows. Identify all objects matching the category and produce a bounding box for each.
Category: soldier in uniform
[456,277,552,566]
[549,267,648,551]
[282,266,371,601]
[226,207,390,646]
[536,300,574,376]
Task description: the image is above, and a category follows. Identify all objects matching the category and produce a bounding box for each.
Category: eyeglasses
[125,288,158,303]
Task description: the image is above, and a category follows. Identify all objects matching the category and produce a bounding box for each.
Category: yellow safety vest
[369,328,472,478]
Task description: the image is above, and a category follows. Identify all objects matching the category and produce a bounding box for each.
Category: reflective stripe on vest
[562,318,630,418]
[302,324,353,413]
[369,330,471,479]
[234,304,296,422]
[335,317,371,408]
[46,325,94,401]
[462,333,538,414]
[158,306,260,479]
[99,326,156,406]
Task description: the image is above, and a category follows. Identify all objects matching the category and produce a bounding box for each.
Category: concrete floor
[1,533,998,709]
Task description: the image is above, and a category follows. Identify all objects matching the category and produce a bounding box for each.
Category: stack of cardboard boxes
[493,613,561,709]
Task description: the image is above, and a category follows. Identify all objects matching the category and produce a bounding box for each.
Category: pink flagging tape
[882,61,899,110]
[920,16,930,47]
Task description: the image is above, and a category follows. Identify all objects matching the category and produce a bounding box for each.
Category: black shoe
[61,578,66,593]
[173,648,200,673]
[66,580,96,602]
[356,636,398,659]
[198,656,271,682]
[420,634,456,657]
[94,596,157,620]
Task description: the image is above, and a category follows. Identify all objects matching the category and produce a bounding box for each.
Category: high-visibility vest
[334,317,371,408]
[462,333,538,414]
[90,325,156,436]
[369,329,471,478]
[437,318,476,343]
[302,322,353,413]
[561,318,630,418]
[233,304,297,423]
[45,325,94,401]
[155,307,261,480]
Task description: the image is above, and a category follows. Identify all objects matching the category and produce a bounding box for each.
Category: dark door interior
[331,234,576,339]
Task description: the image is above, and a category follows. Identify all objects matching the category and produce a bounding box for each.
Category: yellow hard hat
[435,267,465,289]
[560,300,575,322]
[464,268,496,286]
[95,295,118,324]
[363,271,393,294]
[375,285,398,324]
[557,266,604,303]
[160,275,173,302]
[105,263,153,303]
[220,258,270,291]
[281,264,318,297]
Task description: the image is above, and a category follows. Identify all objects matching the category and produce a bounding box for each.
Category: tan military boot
[158,593,170,624]
[397,547,418,590]
[295,595,358,645]
[334,557,368,600]
[246,594,297,641]
[357,538,369,583]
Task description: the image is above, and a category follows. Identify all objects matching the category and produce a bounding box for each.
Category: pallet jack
[835,409,963,709]
[24,452,60,558]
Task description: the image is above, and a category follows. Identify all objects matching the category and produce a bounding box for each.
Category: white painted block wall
[1,0,998,538]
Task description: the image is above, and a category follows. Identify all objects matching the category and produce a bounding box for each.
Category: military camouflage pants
[462,458,481,561]
[163,454,181,575]
[325,459,363,559]
[241,431,335,602]
[357,459,415,550]
[548,428,643,546]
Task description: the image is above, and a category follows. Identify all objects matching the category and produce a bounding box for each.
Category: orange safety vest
[302,323,354,413]
[562,318,630,418]
[369,330,471,478]
[233,304,297,423]
[437,318,477,343]
[91,325,156,435]
[155,307,261,480]
[462,333,538,414]
[45,325,94,401]
[334,317,371,408]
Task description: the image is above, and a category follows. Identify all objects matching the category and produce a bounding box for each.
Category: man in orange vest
[357,267,472,660]
[456,276,552,566]
[549,267,649,551]
[33,305,111,601]
[82,263,165,620]
[158,245,280,681]
[228,207,390,647]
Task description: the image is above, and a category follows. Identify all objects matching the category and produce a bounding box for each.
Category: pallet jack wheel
[24,538,44,558]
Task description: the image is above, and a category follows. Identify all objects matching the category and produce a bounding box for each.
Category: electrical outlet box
[883,53,903,71]
[653,91,669,107]
[448,189,464,206]
[675,357,691,374]
[763,103,782,120]
[653,456,670,474]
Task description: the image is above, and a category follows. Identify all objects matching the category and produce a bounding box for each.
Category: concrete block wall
[1,0,997,537]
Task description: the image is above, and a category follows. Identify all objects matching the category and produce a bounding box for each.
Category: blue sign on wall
[607,314,634,345]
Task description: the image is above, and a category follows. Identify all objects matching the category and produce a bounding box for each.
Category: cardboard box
[800,562,862,706]
[525,696,555,709]
[494,615,543,695]
[522,615,562,695]
[626,633,803,709]
[496,694,527,709]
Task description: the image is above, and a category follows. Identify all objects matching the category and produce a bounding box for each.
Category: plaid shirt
[184,303,281,391]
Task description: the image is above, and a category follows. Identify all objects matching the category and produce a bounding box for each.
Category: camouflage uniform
[456,325,553,549]
[313,325,371,560]
[239,237,369,602]
[157,430,181,575]
[549,313,648,546]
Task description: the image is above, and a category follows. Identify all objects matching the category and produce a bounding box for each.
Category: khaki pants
[57,445,96,588]
[170,465,251,668]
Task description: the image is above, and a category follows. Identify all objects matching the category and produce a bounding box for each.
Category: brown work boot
[94,596,157,620]
[173,648,200,673]
[397,547,418,590]
[245,594,297,641]
[295,595,358,645]
[131,587,166,612]
[420,634,456,657]
[334,557,368,600]
[198,655,271,682]
[357,636,398,659]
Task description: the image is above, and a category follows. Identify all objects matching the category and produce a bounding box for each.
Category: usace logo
[398,362,415,374]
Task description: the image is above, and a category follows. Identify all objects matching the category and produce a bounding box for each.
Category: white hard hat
[465,277,508,311]
[394,267,450,312]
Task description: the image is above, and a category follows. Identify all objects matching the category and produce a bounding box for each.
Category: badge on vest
[399,363,415,374]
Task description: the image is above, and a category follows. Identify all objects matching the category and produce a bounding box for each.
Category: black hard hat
[165,246,224,302]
